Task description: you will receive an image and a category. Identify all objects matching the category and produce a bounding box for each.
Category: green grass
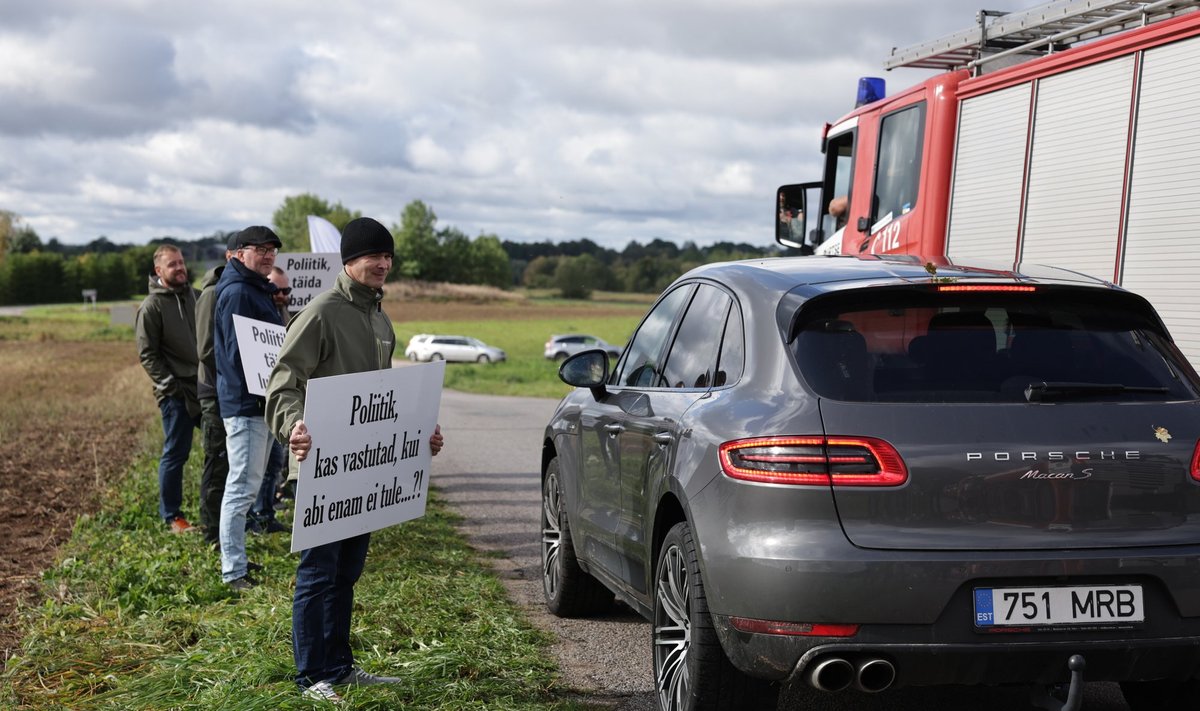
[396,315,642,399]
[1,445,590,710]
[0,303,137,342]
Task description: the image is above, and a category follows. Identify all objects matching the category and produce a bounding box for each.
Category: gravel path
[433,389,655,710]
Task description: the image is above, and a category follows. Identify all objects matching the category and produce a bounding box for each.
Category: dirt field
[0,339,155,660]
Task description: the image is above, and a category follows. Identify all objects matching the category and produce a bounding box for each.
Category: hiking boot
[262,518,290,534]
[302,681,343,704]
[169,517,195,534]
[336,667,402,686]
[227,575,258,592]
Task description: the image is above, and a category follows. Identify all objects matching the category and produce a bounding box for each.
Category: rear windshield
[791,287,1200,403]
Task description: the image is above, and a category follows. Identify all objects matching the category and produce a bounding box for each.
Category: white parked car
[543,334,622,361]
[405,334,506,363]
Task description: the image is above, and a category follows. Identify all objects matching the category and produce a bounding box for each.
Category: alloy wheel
[541,470,563,600]
[654,542,691,709]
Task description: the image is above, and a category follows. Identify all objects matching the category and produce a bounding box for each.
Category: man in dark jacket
[135,244,199,533]
[214,226,284,590]
[195,234,236,546]
[266,217,443,702]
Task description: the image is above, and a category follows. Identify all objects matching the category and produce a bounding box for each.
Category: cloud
[0,0,1033,247]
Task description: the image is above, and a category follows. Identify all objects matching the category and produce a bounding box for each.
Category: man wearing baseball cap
[194,232,239,547]
[213,225,285,591]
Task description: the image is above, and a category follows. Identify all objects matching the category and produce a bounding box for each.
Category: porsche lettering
[967,451,1140,462]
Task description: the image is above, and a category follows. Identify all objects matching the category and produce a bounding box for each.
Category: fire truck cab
[779,0,1200,368]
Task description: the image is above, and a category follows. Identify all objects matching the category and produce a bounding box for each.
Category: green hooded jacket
[135,274,200,417]
[265,270,396,444]
[195,264,224,401]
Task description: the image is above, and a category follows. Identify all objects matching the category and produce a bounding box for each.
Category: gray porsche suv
[539,255,1200,711]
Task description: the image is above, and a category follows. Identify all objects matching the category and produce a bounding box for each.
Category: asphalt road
[432,389,1133,711]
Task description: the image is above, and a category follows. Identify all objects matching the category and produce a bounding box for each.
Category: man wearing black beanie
[266,216,444,703]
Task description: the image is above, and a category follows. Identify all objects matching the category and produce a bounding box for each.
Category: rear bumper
[712,616,1200,686]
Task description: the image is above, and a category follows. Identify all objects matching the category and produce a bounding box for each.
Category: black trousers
[198,396,228,545]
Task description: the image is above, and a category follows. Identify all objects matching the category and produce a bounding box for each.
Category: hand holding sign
[290,420,312,460]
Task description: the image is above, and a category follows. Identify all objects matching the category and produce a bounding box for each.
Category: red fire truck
[778,0,1200,366]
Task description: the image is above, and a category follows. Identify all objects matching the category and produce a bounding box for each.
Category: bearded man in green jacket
[135,243,199,533]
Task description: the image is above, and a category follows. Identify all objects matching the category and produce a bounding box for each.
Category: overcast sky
[0,0,1050,249]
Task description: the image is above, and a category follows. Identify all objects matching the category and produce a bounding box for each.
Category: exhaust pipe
[807,657,855,692]
[855,657,896,693]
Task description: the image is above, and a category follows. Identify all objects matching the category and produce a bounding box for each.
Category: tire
[1121,679,1200,710]
[407,352,418,361]
[430,352,444,361]
[554,352,568,362]
[541,456,613,617]
[477,354,490,363]
[653,521,779,711]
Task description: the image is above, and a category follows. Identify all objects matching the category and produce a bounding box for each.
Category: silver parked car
[543,333,622,361]
[540,255,1200,711]
[405,334,505,363]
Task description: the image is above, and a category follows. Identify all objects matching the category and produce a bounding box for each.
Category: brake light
[1191,440,1200,483]
[730,617,859,637]
[719,436,907,486]
[936,284,1036,293]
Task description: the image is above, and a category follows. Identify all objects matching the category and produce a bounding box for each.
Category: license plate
[973,585,1144,628]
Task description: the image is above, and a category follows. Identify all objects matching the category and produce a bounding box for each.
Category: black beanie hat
[340,217,394,264]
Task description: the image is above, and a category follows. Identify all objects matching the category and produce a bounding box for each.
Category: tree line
[0,197,782,305]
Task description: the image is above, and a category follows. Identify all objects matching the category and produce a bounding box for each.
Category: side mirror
[776,182,821,253]
[559,349,609,398]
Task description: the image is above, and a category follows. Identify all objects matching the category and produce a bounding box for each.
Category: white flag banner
[290,361,445,552]
[231,314,286,396]
[307,215,342,253]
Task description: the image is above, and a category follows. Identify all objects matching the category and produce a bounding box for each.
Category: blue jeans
[157,396,197,523]
[294,533,371,687]
[252,441,285,523]
[219,416,271,582]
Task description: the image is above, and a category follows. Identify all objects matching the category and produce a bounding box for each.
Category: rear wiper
[1024,381,1169,402]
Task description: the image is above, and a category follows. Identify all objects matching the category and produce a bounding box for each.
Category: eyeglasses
[277,287,292,295]
[242,245,279,256]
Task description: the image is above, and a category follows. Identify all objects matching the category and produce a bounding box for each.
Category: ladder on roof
[885,0,1200,72]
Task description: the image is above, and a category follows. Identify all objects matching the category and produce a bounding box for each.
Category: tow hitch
[1031,655,1086,711]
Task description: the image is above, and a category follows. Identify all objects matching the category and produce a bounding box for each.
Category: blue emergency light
[856,77,886,107]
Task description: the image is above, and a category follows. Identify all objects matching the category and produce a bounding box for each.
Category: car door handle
[653,432,674,445]
[604,423,624,436]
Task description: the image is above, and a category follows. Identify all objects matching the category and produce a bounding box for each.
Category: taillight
[719,436,907,486]
[1191,440,1200,483]
[729,617,859,637]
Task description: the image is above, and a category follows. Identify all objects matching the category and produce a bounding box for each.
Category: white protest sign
[277,252,341,312]
[291,361,445,552]
[232,314,286,396]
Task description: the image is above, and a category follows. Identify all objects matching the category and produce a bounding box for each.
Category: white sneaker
[337,666,402,686]
[302,680,343,704]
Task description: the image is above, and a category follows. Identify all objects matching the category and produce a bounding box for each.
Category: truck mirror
[776,182,822,252]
